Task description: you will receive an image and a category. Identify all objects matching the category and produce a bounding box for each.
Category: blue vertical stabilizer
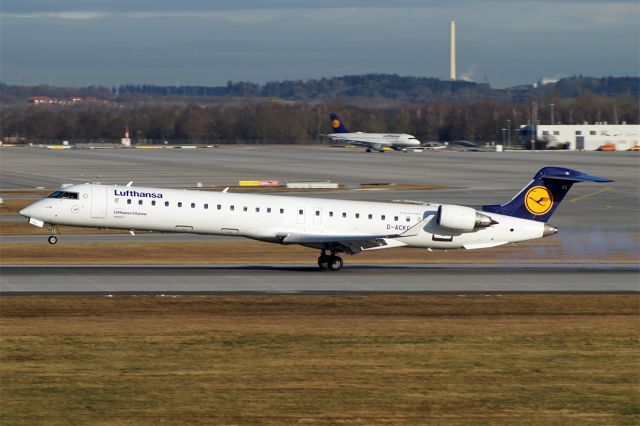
[329,113,349,133]
[482,167,612,222]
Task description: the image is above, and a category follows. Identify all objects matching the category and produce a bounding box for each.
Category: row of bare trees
[1,93,637,144]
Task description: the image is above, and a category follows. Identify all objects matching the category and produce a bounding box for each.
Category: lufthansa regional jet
[325,113,422,152]
[19,167,611,271]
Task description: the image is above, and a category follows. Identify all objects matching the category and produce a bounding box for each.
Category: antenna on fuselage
[126,181,133,187]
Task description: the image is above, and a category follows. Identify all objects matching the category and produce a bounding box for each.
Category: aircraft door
[90,184,107,218]
[313,207,322,225]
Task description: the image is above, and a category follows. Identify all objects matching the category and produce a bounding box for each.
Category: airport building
[518,123,640,150]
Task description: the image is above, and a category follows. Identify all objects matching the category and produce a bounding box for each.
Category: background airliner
[324,113,422,152]
[19,167,611,271]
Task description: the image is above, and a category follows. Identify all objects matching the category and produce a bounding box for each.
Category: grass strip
[1,295,638,425]
[1,240,639,265]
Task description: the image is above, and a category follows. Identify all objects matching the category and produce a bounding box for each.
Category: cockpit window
[47,191,79,199]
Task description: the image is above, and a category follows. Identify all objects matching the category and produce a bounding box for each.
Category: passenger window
[151,200,156,206]
[368,214,372,219]
[315,210,320,216]
[255,207,259,212]
[127,199,131,205]
[243,206,247,212]
[267,207,272,213]
[329,211,334,217]
[381,215,385,220]
[355,213,360,219]
[406,216,410,222]
[299,209,303,215]
[230,205,234,211]
[178,202,182,208]
[191,203,196,208]
[138,200,143,205]
[165,201,169,207]
[279,208,284,214]
[394,216,398,221]
[217,204,221,210]
[204,204,208,209]
[342,212,346,218]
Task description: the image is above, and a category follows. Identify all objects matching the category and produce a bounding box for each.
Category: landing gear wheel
[318,254,329,270]
[328,255,344,271]
[366,148,372,153]
[48,235,58,245]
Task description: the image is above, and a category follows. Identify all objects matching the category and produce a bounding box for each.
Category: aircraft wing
[279,232,397,254]
[342,140,385,151]
[323,134,386,152]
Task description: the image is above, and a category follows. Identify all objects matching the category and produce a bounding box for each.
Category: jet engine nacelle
[437,204,495,232]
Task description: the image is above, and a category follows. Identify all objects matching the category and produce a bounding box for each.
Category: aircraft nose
[19,205,37,218]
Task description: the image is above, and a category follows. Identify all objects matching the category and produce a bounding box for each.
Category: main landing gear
[318,250,344,271]
[47,224,60,245]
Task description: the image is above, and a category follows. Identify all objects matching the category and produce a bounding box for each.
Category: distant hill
[1,75,638,105]
[115,75,492,104]
[115,75,640,103]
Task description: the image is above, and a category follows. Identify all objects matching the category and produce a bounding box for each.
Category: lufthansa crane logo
[524,186,553,215]
[332,119,341,129]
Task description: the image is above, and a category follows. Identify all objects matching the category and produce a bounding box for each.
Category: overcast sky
[1,0,638,88]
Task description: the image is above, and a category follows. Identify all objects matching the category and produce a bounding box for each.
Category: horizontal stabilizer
[538,168,613,183]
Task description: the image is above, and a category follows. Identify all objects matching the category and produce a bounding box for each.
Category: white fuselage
[21,183,546,252]
[327,132,421,151]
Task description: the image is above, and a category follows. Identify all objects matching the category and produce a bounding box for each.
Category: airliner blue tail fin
[482,167,612,222]
[329,113,349,133]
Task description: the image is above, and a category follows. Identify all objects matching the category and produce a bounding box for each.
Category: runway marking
[569,186,611,203]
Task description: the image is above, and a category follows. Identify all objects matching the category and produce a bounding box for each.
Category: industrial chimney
[449,20,457,81]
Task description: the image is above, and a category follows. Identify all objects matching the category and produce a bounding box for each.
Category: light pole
[501,128,507,147]
[507,119,511,147]
[550,103,555,125]
[531,101,537,151]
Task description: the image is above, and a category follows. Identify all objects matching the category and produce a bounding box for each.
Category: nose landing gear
[47,224,60,244]
[318,250,344,271]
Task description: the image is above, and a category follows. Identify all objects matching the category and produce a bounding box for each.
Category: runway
[1,264,637,294]
[2,147,638,293]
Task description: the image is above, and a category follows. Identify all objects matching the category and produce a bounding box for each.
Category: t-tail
[482,167,612,223]
[329,113,349,133]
